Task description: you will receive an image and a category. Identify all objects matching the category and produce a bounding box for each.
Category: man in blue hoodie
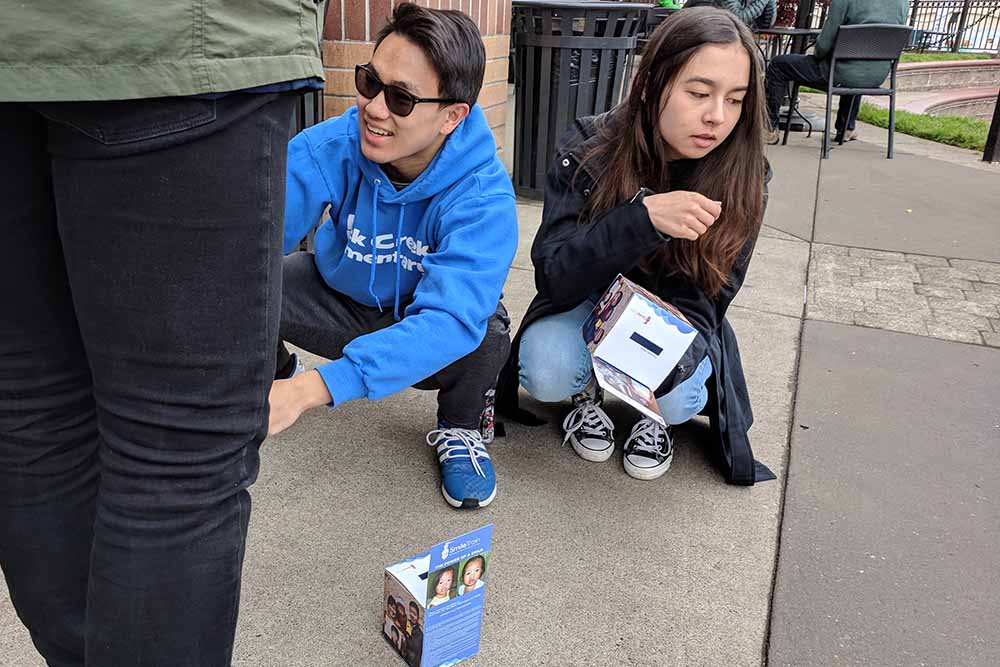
[268,4,518,510]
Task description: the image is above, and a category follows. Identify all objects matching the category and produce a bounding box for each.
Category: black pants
[277,252,511,431]
[0,94,294,666]
[765,54,861,134]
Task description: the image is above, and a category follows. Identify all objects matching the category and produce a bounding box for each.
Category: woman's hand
[642,191,722,241]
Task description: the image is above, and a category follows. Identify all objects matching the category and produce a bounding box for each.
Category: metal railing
[673,0,1000,53]
[765,0,1000,53]
[908,0,1000,52]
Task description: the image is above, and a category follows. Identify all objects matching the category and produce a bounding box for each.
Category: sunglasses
[355,64,461,117]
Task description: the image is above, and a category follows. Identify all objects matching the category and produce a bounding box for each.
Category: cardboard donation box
[582,275,697,424]
[382,525,493,667]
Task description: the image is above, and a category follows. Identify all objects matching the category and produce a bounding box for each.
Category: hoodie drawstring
[393,203,406,321]
[368,179,383,312]
[369,178,406,319]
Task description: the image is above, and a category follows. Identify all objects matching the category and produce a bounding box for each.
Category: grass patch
[900,52,996,63]
[856,102,990,151]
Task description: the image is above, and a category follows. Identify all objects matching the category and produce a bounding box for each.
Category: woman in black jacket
[497,7,773,484]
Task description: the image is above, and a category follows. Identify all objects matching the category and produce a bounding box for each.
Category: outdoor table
[756,27,823,136]
[754,26,821,64]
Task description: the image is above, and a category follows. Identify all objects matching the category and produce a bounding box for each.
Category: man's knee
[766,54,810,84]
[484,303,511,346]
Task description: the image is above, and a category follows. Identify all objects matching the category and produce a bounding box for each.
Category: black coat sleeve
[530,137,668,309]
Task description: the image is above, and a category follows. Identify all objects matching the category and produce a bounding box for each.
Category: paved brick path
[808,243,1000,346]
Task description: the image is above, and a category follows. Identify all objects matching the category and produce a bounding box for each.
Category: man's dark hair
[375,3,485,105]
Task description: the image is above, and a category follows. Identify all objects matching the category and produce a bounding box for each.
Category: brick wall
[321,0,511,155]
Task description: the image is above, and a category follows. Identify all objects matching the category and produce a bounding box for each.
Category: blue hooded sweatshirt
[283,105,518,406]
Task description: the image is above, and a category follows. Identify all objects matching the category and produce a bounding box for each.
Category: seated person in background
[269,4,517,510]
[684,0,777,29]
[763,0,909,143]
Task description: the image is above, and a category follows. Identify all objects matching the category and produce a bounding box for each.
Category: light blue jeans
[519,300,713,426]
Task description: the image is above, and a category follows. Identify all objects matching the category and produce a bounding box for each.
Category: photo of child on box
[458,555,487,595]
[497,6,775,485]
[427,567,456,608]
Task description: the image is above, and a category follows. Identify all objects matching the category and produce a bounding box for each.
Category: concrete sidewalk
[768,129,1000,666]
[0,147,810,667]
[2,124,998,666]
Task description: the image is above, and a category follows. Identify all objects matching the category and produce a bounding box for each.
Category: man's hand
[642,191,722,241]
[267,370,333,437]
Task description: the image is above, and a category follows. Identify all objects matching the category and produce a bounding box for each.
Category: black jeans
[0,93,295,666]
[765,54,861,134]
[277,252,512,432]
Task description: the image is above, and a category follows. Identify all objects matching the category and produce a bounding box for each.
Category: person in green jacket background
[763,0,909,143]
[0,2,322,666]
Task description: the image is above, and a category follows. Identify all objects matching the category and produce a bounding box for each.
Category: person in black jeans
[0,92,299,666]
[764,54,863,143]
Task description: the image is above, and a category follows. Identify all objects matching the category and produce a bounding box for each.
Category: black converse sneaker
[622,418,673,480]
[561,384,615,462]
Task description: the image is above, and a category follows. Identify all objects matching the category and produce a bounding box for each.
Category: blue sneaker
[276,352,305,380]
[426,422,497,509]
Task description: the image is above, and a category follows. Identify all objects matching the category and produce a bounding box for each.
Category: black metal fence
[907,0,1000,52]
[725,0,1000,54]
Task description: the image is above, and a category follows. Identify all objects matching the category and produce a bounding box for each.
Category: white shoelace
[627,419,669,456]
[426,428,490,478]
[561,400,614,445]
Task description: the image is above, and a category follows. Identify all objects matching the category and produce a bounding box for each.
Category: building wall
[321,0,511,155]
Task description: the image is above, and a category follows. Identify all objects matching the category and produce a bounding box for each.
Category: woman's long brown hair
[578,7,768,297]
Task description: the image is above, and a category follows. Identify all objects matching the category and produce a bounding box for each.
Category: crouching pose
[272,5,518,508]
[498,7,773,484]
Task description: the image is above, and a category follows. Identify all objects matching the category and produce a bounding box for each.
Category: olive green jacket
[0,1,324,102]
[813,0,910,88]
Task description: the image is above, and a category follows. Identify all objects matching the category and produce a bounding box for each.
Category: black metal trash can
[293,89,324,136]
[512,0,650,199]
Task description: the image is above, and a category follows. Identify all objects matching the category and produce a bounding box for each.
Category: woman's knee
[657,358,712,425]
[518,318,592,402]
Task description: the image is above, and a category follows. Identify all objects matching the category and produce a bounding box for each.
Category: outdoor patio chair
[782,23,912,159]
